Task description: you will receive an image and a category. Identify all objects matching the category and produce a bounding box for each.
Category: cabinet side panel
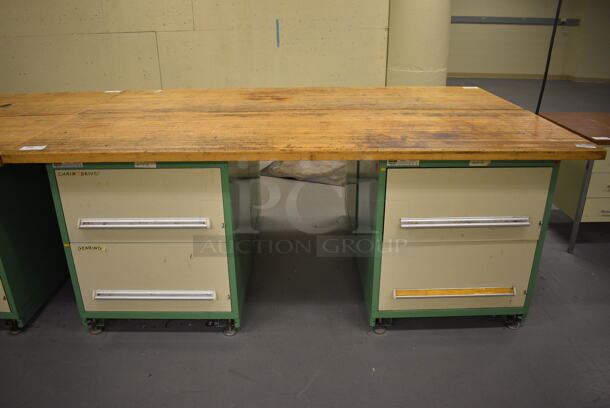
[0,164,67,326]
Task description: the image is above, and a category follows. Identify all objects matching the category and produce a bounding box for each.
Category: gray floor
[2,80,610,408]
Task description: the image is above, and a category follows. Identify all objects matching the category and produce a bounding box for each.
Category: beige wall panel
[72,242,231,312]
[379,241,537,310]
[56,168,225,243]
[448,24,570,75]
[554,160,586,219]
[386,0,451,86]
[582,198,610,222]
[157,28,387,88]
[0,0,193,36]
[193,0,388,30]
[0,278,11,313]
[569,0,610,79]
[0,33,161,93]
[383,167,551,243]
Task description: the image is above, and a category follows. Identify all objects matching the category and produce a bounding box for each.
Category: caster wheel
[87,319,104,335]
[223,322,238,337]
[372,318,390,335]
[6,321,23,335]
[505,316,523,330]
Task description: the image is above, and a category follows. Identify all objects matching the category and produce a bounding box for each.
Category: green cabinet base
[47,162,258,332]
[354,160,559,328]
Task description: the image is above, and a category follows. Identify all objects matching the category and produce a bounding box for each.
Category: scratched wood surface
[0,87,605,163]
[0,115,74,152]
[0,91,120,117]
[83,87,521,113]
[541,112,610,146]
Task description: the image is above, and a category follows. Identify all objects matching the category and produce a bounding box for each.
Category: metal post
[535,0,563,114]
[568,160,594,253]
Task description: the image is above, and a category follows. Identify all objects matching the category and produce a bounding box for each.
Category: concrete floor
[1,79,609,408]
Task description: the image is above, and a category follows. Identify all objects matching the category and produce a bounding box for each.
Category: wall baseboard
[447,72,610,83]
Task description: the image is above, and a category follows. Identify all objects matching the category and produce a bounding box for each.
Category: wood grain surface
[540,112,610,146]
[0,87,605,163]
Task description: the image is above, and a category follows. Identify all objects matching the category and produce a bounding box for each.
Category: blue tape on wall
[276,19,281,47]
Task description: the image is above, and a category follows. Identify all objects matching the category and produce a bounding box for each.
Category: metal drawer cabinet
[354,161,558,332]
[1,165,67,333]
[48,162,259,335]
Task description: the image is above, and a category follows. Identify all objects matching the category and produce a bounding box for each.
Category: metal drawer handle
[602,210,610,216]
[393,287,516,299]
[94,290,216,300]
[400,216,530,229]
[78,218,210,229]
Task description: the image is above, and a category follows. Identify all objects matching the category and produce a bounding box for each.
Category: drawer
[587,172,610,198]
[56,168,225,243]
[383,167,551,243]
[0,279,10,312]
[378,241,537,311]
[72,242,231,312]
[582,197,610,222]
[593,154,610,173]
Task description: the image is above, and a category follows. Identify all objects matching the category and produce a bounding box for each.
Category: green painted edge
[78,311,236,320]
[47,162,240,327]
[219,162,242,327]
[368,160,557,326]
[369,160,388,326]
[376,307,526,319]
[47,164,88,326]
[51,162,225,170]
[387,160,555,168]
[521,162,560,316]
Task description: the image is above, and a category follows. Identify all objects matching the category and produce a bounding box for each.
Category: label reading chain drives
[53,162,84,169]
[469,160,491,167]
[134,162,157,169]
[388,160,419,167]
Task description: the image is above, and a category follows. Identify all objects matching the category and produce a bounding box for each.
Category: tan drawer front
[587,172,610,198]
[72,242,231,312]
[383,167,551,243]
[0,279,10,313]
[593,154,610,173]
[378,241,536,311]
[56,168,225,243]
[582,198,610,222]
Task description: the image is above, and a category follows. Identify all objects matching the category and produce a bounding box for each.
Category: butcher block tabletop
[0,86,605,163]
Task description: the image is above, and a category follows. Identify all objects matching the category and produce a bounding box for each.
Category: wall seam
[191,0,196,30]
[154,32,164,89]
[384,0,392,86]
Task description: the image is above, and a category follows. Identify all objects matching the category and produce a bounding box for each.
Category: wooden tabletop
[0,87,605,163]
[540,112,610,146]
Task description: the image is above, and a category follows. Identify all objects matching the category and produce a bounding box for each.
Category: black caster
[87,319,105,335]
[504,315,523,330]
[7,321,23,335]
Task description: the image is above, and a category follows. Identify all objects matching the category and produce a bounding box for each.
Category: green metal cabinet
[0,164,67,331]
[47,162,259,334]
[354,160,559,330]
